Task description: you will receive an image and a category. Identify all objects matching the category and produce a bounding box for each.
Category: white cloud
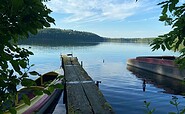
[45,0,143,23]
[128,16,158,23]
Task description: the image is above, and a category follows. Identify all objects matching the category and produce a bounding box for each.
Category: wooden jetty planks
[66,83,93,113]
[62,55,114,114]
[82,83,113,114]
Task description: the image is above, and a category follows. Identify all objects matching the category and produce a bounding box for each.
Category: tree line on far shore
[106,38,154,43]
[18,28,155,46]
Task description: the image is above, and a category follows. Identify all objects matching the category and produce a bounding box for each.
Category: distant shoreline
[18,28,155,45]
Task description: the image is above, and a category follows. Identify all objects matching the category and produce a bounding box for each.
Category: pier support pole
[81,61,83,67]
[96,81,101,88]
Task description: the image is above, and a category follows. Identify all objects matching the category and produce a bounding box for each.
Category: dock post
[81,61,83,67]
[96,81,101,88]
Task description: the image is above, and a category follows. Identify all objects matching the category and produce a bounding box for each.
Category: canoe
[5,69,64,114]
[127,56,185,81]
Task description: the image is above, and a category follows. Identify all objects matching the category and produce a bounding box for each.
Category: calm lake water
[20,42,185,114]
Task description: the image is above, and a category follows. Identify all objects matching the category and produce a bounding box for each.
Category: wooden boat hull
[6,69,64,114]
[23,89,62,114]
[127,56,185,81]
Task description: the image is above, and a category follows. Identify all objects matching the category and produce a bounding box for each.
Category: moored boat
[127,56,185,80]
[5,69,64,114]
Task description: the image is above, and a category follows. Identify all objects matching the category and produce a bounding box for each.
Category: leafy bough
[0,0,64,113]
[150,0,185,68]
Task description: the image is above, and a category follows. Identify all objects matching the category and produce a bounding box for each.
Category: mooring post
[96,81,101,88]
[81,61,83,67]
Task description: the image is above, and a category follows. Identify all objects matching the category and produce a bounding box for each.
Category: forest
[19,28,154,46]
[106,38,154,43]
[18,28,105,46]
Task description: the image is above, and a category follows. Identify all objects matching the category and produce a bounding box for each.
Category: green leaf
[46,9,52,14]
[22,73,28,78]
[151,109,155,113]
[9,107,16,114]
[34,90,43,95]
[170,101,175,105]
[21,78,36,86]
[159,14,168,21]
[54,83,64,89]
[29,71,39,76]
[146,102,150,107]
[162,4,168,14]
[28,51,34,55]
[43,90,51,95]
[46,16,55,23]
[161,44,166,51]
[164,42,171,50]
[22,94,31,105]
[43,22,50,27]
[10,60,21,74]
[183,40,185,46]
[173,0,179,6]
[31,64,35,67]
[48,85,55,92]
[57,75,64,80]
[157,1,169,5]
[19,60,27,68]
[169,3,175,12]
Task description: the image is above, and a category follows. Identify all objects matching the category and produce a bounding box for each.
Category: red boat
[127,56,185,81]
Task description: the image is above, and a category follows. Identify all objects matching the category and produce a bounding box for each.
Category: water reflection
[19,41,100,47]
[19,43,183,113]
[142,79,146,92]
[127,65,185,95]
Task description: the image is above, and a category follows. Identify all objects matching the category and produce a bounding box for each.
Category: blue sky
[45,0,184,38]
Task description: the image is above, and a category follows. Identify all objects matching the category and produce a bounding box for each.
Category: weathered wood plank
[66,84,93,114]
[82,83,113,114]
[62,55,114,114]
[64,66,92,82]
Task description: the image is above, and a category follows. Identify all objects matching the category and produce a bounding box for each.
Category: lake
[20,42,185,114]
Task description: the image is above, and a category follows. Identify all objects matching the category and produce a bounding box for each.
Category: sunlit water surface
[20,42,185,114]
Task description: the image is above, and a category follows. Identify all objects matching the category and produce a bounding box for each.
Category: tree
[150,0,185,67]
[0,0,55,113]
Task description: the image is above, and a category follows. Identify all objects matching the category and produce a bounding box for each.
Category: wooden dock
[62,55,114,114]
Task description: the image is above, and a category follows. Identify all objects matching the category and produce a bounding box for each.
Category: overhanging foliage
[150,0,185,68]
[0,0,54,113]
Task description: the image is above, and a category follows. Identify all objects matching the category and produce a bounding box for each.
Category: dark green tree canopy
[18,28,104,46]
[0,0,54,113]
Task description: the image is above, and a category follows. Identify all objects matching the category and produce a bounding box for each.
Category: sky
[45,0,183,38]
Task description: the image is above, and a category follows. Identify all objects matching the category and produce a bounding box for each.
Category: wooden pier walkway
[62,55,114,114]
